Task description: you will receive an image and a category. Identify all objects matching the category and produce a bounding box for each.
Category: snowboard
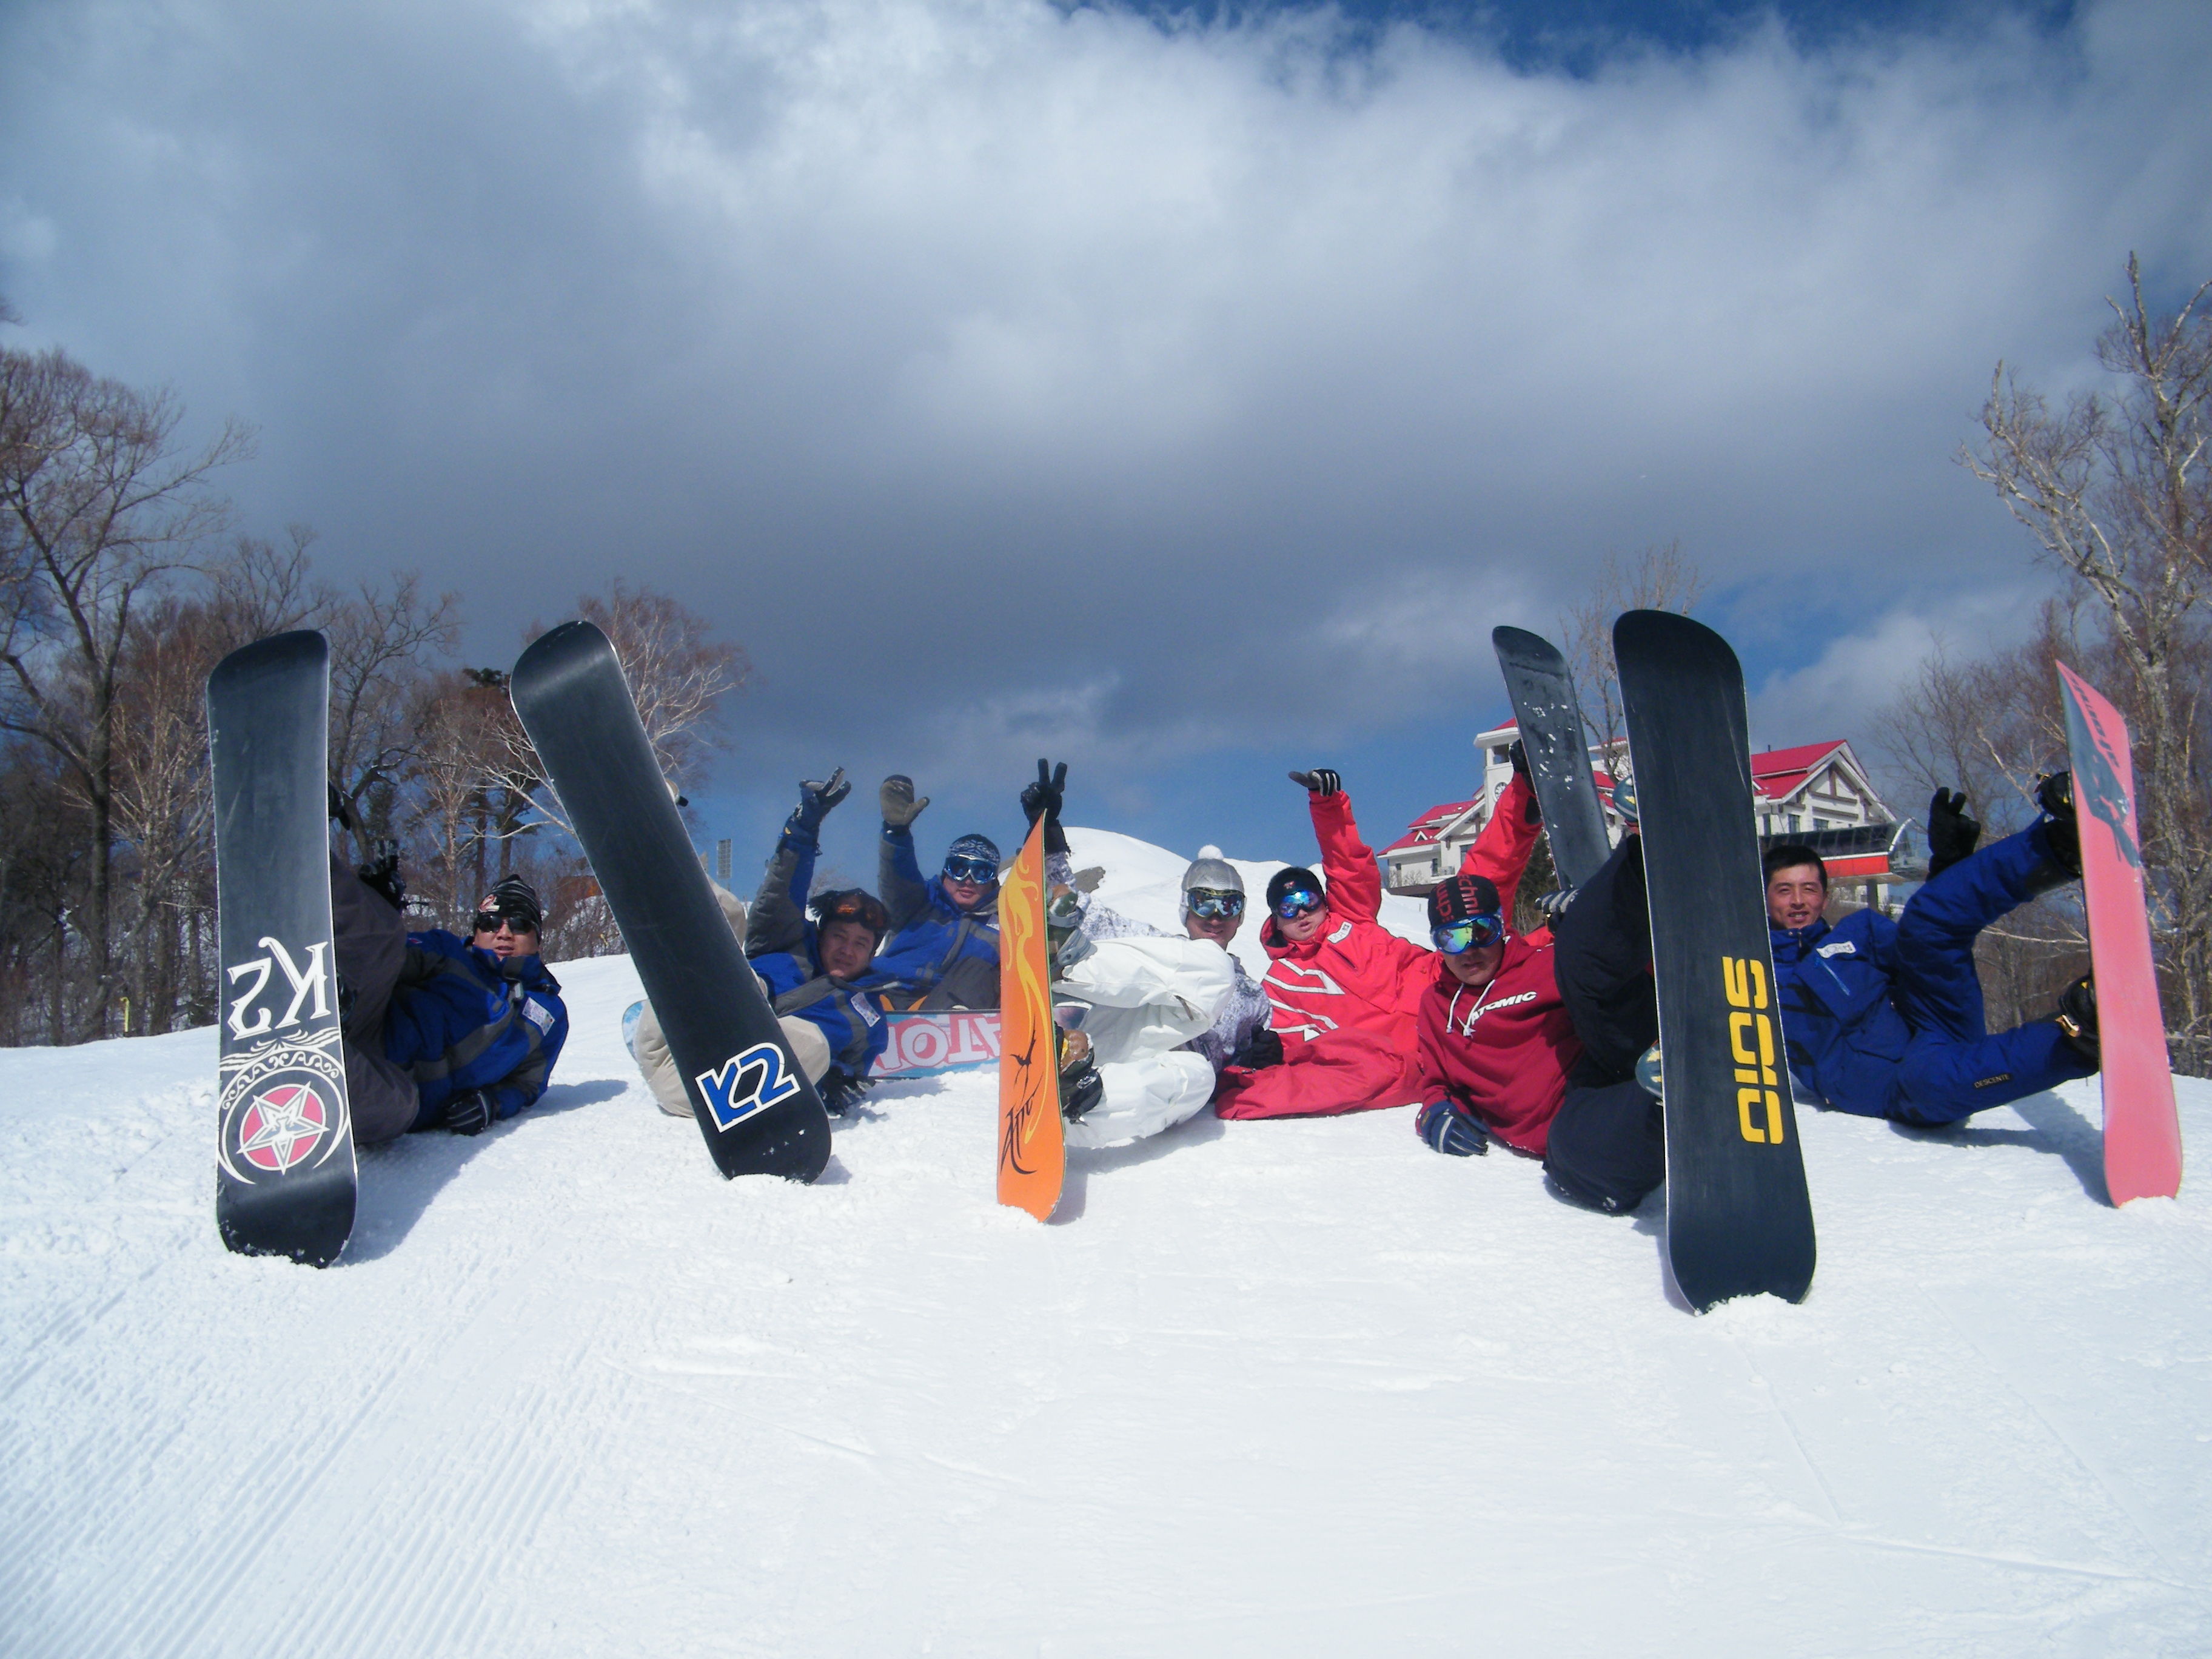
[1492,626,1614,889]
[2056,664,2183,1204]
[208,631,357,1266]
[512,622,830,1182]
[1615,610,1817,1310]
[996,820,1062,1219]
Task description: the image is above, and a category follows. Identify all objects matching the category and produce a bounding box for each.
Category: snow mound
[4,829,2211,1655]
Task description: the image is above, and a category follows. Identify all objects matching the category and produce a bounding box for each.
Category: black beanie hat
[1426,873,1502,930]
[1266,866,1324,914]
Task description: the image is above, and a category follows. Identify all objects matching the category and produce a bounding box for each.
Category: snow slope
[4,827,2211,1657]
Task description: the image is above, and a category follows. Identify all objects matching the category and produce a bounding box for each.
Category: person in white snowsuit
[1018,763,1252,1149]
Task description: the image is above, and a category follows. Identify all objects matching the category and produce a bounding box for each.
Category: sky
[2,0,2208,886]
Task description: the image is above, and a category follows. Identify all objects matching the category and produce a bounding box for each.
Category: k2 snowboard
[996,819,1062,1219]
[1492,626,1613,889]
[512,621,830,1182]
[209,631,357,1266]
[2056,664,2182,1204]
[1615,610,1816,1310]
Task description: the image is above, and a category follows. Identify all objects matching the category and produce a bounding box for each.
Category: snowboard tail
[1615,610,1816,1310]
[1492,626,1613,889]
[2057,664,2182,1204]
[208,631,357,1267]
[512,622,830,1182]
[996,821,1062,1219]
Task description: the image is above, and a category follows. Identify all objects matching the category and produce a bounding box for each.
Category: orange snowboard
[996,821,1064,1219]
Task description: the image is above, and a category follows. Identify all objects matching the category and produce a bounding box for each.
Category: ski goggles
[472,904,538,936]
[1185,889,1245,920]
[1272,888,1324,921]
[1431,913,1504,956]
[941,854,999,886]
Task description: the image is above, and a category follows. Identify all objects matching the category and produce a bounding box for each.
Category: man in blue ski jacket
[744,768,894,1113]
[871,774,1003,1011]
[332,859,569,1142]
[1766,777,2098,1127]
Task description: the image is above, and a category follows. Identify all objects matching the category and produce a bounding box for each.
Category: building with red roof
[1383,720,1906,898]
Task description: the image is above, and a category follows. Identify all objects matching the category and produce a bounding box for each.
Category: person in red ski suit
[1212,762,1541,1121]
[1413,796,1669,1216]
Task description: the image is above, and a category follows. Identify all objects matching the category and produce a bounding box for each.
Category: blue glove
[440,1088,498,1136]
[793,768,851,836]
[1415,1100,1489,1157]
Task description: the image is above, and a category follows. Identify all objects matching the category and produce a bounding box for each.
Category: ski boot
[2054,973,2100,1067]
[2033,771,2083,880]
[1057,1027,1104,1121]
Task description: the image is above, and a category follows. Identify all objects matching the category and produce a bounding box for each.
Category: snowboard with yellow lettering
[1617,611,1817,1310]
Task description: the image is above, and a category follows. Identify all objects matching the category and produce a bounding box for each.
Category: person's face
[472,914,537,960]
[1442,938,1506,989]
[818,919,876,980]
[940,873,989,911]
[1275,900,1330,943]
[1183,890,1244,947]
[1765,865,1828,931]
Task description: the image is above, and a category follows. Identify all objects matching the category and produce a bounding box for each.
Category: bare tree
[1954,254,2212,1071]
[517,581,748,836]
[0,343,252,1037]
[1558,540,1702,783]
[326,569,460,860]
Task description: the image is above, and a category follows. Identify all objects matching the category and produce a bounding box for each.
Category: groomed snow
[4,827,2210,1656]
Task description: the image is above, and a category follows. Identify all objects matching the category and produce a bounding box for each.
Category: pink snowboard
[2057,663,2183,1204]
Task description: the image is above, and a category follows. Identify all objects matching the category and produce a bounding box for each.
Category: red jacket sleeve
[1458,772,1540,919]
[1310,789,1382,923]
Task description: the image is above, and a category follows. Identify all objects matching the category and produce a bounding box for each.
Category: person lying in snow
[631,769,893,1120]
[1008,760,1244,1148]
[1410,789,1668,1216]
[870,774,1004,1011]
[1765,778,2099,1127]
[1209,755,1541,1123]
[329,858,569,1143]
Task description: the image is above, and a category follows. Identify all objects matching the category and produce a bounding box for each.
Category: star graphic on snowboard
[237,1083,329,1171]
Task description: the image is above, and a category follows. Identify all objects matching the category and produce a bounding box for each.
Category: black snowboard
[1492,626,1613,890]
[1614,610,1815,1310]
[209,631,357,1266]
[510,621,831,1182]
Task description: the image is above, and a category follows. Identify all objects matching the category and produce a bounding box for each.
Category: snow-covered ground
[5,828,2211,1656]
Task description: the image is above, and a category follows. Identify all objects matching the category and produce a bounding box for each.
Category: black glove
[440,1088,498,1136]
[1533,886,1577,920]
[1228,1027,1284,1070]
[2054,973,2099,1066]
[1021,760,1070,855]
[356,840,405,912]
[1289,768,1342,797]
[818,1068,871,1116]
[1925,787,1981,879]
[793,767,851,836]
[879,774,930,830]
[1416,1100,1489,1157]
[2034,771,2082,876]
[1507,739,1531,780]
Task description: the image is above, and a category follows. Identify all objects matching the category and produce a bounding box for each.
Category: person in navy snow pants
[1766,779,2099,1128]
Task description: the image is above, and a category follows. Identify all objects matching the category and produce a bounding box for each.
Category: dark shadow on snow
[345,1076,636,1262]
[1053,1105,1229,1224]
[1880,1091,2110,1205]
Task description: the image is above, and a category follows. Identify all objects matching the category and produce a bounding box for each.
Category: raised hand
[793,767,851,834]
[879,774,930,829]
[1288,768,1342,797]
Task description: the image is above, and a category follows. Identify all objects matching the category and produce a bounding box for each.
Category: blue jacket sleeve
[881,825,930,930]
[746,819,819,959]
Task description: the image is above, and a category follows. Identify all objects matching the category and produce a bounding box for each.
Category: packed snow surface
[5,827,2211,1656]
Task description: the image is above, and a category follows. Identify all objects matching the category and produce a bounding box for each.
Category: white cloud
[1,0,2206,793]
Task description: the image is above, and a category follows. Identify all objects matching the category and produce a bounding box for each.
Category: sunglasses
[473,912,537,936]
[1272,889,1324,921]
[1186,889,1245,920]
[1432,913,1503,955]
[942,854,998,886]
